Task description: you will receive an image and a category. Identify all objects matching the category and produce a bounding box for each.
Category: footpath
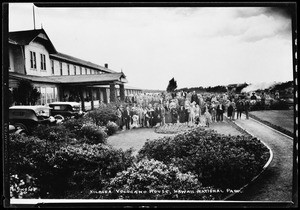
[227,114,294,202]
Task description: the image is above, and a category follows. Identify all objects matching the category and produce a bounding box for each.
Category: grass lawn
[108,121,245,155]
[249,110,294,135]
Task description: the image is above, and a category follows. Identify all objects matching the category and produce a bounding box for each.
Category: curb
[223,117,274,201]
[248,113,293,139]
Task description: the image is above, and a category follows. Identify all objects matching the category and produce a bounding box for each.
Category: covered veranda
[9,72,128,111]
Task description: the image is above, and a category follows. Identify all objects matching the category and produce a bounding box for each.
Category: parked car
[48,101,84,120]
[9,105,57,135]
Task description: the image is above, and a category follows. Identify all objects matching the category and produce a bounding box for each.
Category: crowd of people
[115,90,255,130]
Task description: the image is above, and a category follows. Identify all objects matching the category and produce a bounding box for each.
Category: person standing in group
[122,106,131,130]
[143,106,150,127]
[204,108,212,127]
[116,105,123,130]
[147,104,155,127]
[160,104,166,126]
[261,92,266,110]
[164,101,172,125]
[210,101,217,122]
[236,97,244,119]
[154,103,162,127]
[189,102,196,125]
[171,107,178,124]
[184,98,191,125]
[244,99,250,119]
[227,102,234,120]
[137,104,144,127]
[195,104,201,125]
[231,99,236,121]
[178,105,186,124]
[216,102,225,122]
[191,91,199,105]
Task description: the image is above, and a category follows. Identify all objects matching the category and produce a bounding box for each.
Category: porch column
[119,84,125,102]
[58,85,64,101]
[90,87,94,110]
[80,88,85,112]
[110,83,116,103]
[97,88,101,101]
[103,88,108,104]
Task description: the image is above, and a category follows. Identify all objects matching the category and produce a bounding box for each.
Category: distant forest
[177,81,293,94]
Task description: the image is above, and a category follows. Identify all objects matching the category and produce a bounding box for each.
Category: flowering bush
[97,159,210,200]
[62,117,94,136]
[155,123,194,134]
[33,124,76,144]
[10,174,39,198]
[85,106,118,126]
[9,133,59,198]
[9,133,134,198]
[106,121,119,136]
[80,124,108,144]
[52,144,134,198]
[138,127,269,190]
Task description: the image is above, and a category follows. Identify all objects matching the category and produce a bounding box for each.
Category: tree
[12,80,41,105]
[166,77,177,93]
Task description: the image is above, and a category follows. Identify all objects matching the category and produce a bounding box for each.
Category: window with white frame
[60,62,63,75]
[67,64,70,75]
[30,51,36,69]
[74,65,76,75]
[40,54,46,70]
[51,59,54,74]
[80,66,82,75]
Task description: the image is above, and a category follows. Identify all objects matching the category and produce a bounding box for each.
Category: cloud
[210,8,292,43]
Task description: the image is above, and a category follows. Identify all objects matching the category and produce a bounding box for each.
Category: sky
[8,3,294,90]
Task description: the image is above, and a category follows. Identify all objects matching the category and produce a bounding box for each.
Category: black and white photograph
[2,2,298,208]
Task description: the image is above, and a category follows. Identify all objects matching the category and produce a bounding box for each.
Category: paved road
[228,114,293,202]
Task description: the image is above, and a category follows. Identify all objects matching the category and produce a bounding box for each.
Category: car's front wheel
[54,114,65,123]
[13,123,28,135]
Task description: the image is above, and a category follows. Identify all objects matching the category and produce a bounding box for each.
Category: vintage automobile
[48,101,84,120]
[9,105,57,135]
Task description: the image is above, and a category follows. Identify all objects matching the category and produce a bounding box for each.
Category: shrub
[269,99,290,110]
[155,123,194,134]
[98,159,210,200]
[9,133,134,198]
[32,124,76,144]
[85,106,118,126]
[106,121,119,136]
[9,133,58,198]
[80,124,108,144]
[10,174,39,198]
[52,144,134,198]
[138,127,269,190]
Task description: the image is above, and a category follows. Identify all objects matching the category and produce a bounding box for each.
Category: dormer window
[67,64,70,75]
[30,51,36,69]
[40,54,46,70]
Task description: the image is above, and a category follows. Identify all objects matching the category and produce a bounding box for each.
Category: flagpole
[33,5,36,30]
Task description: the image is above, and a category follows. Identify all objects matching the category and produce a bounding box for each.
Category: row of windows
[30,51,47,71]
[51,60,103,76]
[29,50,103,75]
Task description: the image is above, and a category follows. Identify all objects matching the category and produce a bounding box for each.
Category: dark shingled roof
[9,29,45,45]
[9,29,116,74]
[49,52,116,73]
[9,29,57,53]
[9,72,127,85]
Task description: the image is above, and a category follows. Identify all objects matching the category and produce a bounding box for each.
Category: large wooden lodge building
[8,28,142,111]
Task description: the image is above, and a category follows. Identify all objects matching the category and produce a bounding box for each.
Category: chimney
[104,63,108,68]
